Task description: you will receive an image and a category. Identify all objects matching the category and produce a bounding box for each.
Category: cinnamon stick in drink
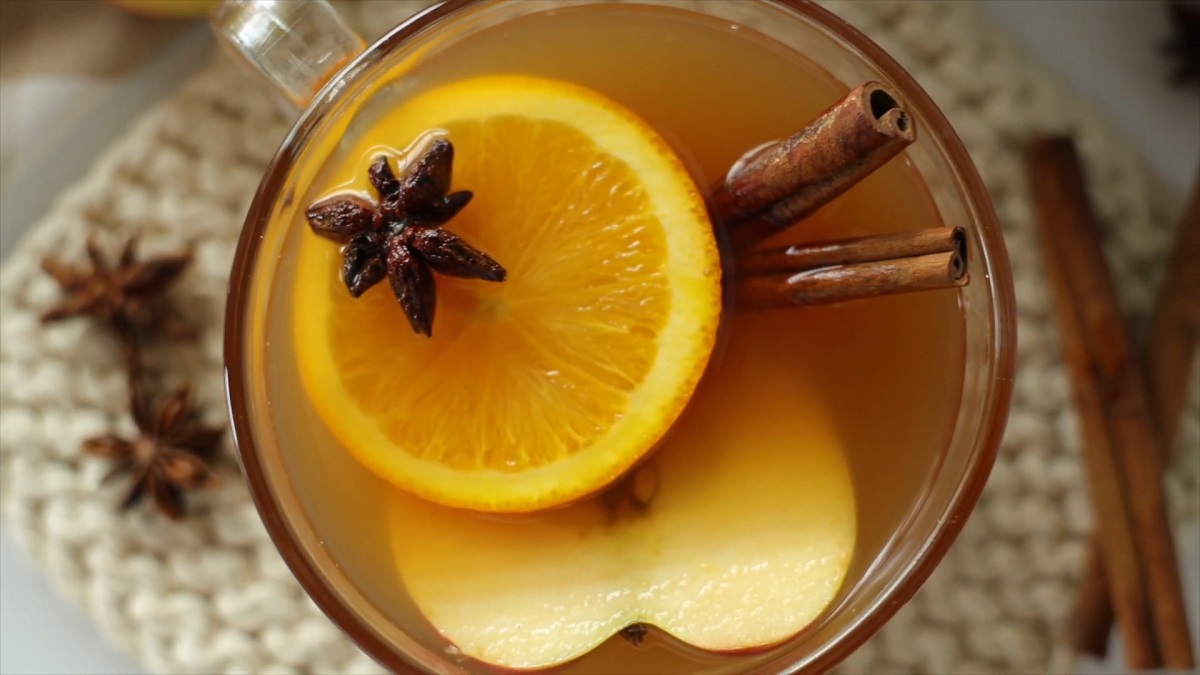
[736,227,968,308]
[1073,169,1200,659]
[1028,137,1194,670]
[712,81,916,252]
[738,226,966,276]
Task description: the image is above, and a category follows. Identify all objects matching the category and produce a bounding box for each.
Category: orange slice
[292,75,721,512]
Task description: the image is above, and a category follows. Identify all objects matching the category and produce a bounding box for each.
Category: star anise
[40,235,192,370]
[1165,0,1200,87]
[305,139,506,336]
[82,383,223,520]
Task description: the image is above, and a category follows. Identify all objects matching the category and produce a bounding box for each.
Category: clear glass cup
[218,1,1017,672]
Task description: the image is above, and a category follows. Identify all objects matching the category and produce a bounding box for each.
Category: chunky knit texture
[1,1,1196,673]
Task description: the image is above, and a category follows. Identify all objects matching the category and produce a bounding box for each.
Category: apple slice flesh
[390,331,856,669]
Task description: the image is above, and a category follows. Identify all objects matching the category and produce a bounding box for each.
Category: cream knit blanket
[1,1,1196,673]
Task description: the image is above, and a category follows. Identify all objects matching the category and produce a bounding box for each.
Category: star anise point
[40,234,193,333]
[305,139,506,336]
[84,382,222,519]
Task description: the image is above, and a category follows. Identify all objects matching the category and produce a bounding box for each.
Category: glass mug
[217,0,1017,672]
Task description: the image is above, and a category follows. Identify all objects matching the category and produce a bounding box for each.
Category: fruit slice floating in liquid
[292,75,722,512]
[391,314,856,669]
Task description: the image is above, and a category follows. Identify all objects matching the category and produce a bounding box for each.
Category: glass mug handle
[209,0,365,110]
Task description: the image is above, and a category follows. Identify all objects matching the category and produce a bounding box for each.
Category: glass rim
[223,0,1017,672]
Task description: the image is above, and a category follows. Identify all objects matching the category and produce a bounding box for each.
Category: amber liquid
[256,4,964,672]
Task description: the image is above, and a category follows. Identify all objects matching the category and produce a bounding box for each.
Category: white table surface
[1,2,1197,674]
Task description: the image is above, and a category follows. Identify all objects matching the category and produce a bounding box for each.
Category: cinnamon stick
[1028,137,1194,670]
[712,81,916,253]
[736,227,967,309]
[1072,168,1200,659]
[738,226,965,277]
[1072,549,1116,658]
[1148,172,1200,448]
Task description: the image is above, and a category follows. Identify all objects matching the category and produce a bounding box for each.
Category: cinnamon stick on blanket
[1028,137,1194,671]
[1072,168,1200,660]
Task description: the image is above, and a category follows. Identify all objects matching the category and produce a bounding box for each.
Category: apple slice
[390,326,856,669]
